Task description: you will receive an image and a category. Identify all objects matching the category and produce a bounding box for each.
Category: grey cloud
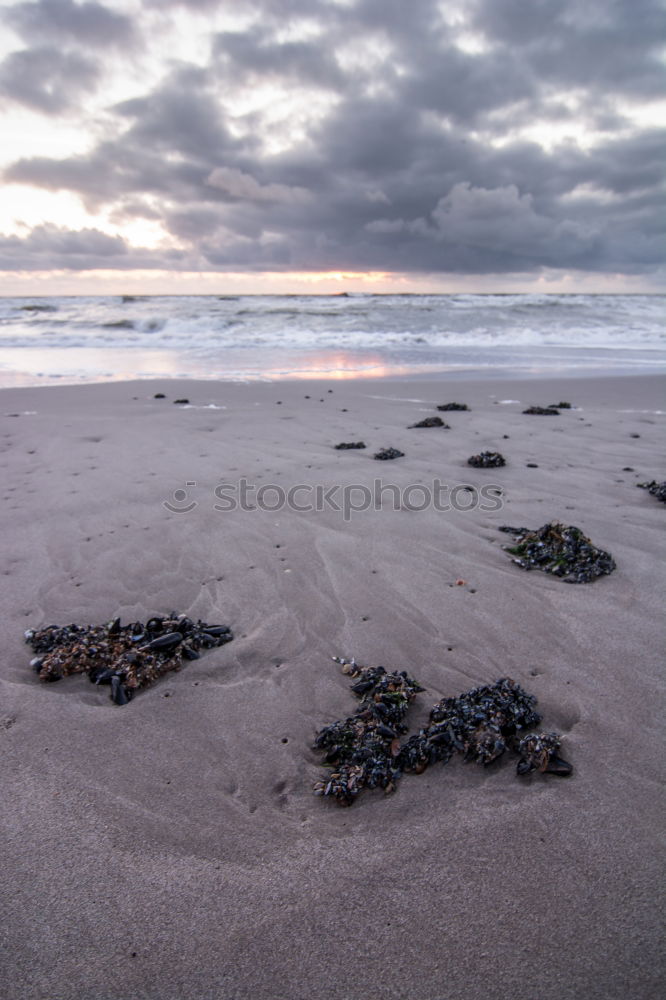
[6,0,136,49]
[471,0,666,99]
[111,67,240,161]
[0,223,190,271]
[0,47,99,113]
[14,223,128,256]
[207,167,312,204]
[1,0,663,280]
[0,223,127,271]
[212,28,345,92]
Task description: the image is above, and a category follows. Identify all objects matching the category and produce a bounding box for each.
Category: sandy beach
[1,372,664,1000]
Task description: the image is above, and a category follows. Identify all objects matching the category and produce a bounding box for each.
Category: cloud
[212,28,346,92]
[0,47,99,113]
[0,0,663,282]
[206,167,312,204]
[5,0,137,49]
[0,223,189,271]
[0,223,127,269]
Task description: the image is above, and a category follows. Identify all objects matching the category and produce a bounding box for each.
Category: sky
[0,0,664,295]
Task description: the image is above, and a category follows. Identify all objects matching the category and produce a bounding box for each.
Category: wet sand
[1,373,664,1000]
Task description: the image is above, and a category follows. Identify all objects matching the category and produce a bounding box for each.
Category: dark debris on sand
[313,658,424,805]
[314,667,572,805]
[373,447,405,460]
[549,401,572,409]
[468,451,506,468]
[397,678,572,778]
[637,480,666,504]
[26,615,233,705]
[334,441,366,450]
[499,522,616,583]
[408,416,449,429]
[523,406,560,415]
[437,402,469,411]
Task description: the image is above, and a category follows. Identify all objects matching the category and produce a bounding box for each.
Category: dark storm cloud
[1,0,664,278]
[4,66,247,208]
[0,47,99,113]
[471,0,666,98]
[5,0,136,49]
[112,67,241,160]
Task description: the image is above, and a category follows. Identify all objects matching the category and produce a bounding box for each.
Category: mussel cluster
[467,451,506,468]
[523,406,559,415]
[313,657,424,805]
[515,732,572,776]
[637,480,666,504]
[373,447,405,461]
[334,441,366,450]
[26,614,233,705]
[437,402,469,411]
[408,416,449,429]
[499,521,616,583]
[314,666,572,806]
[397,678,571,777]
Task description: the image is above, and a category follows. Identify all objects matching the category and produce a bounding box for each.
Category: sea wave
[0,293,664,384]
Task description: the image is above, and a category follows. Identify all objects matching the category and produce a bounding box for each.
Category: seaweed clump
[313,657,424,805]
[26,614,233,705]
[437,402,469,411]
[334,441,366,450]
[373,447,404,461]
[499,522,616,583]
[314,668,573,806]
[408,416,449,429]
[397,678,572,777]
[523,406,559,415]
[467,451,506,468]
[637,480,666,504]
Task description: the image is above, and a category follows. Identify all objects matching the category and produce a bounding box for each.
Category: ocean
[0,292,664,387]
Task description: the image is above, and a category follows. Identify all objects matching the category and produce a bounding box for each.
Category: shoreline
[2,368,665,395]
[1,356,664,390]
[2,371,664,999]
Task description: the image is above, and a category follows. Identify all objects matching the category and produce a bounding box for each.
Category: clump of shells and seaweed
[468,451,506,468]
[499,521,616,583]
[313,658,424,805]
[314,659,572,806]
[26,614,233,705]
[637,479,666,504]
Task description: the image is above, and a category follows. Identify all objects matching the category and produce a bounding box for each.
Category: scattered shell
[499,522,616,583]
